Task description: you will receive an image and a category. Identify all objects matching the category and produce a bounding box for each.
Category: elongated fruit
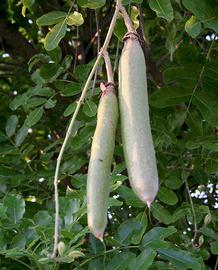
[119,32,159,207]
[87,83,118,240]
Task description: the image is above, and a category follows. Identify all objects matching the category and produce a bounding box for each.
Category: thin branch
[51,0,122,258]
[185,39,215,114]
[92,10,101,95]
[84,5,115,55]
[119,4,134,32]
[103,50,114,83]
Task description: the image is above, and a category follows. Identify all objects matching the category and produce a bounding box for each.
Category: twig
[185,39,214,114]
[92,10,101,95]
[51,0,122,259]
[119,4,134,32]
[102,50,114,83]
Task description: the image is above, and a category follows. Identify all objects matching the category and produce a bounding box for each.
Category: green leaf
[62,55,73,70]
[186,110,203,136]
[157,187,178,205]
[108,197,123,207]
[3,194,25,224]
[107,252,136,270]
[30,86,55,97]
[5,115,18,138]
[22,0,34,8]
[150,261,172,270]
[131,5,140,29]
[64,102,77,117]
[115,218,143,245]
[21,0,34,16]
[194,89,218,127]
[59,197,81,226]
[34,211,52,227]
[205,159,218,174]
[185,16,201,38]
[201,227,218,240]
[114,17,127,41]
[141,226,177,248]
[44,99,57,109]
[36,11,67,26]
[44,20,67,51]
[48,46,62,63]
[60,82,81,97]
[77,0,106,9]
[211,240,218,255]
[25,107,44,127]
[132,212,148,244]
[0,203,7,219]
[67,12,84,26]
[83,100,97,117]
[149,0,174,22]
[164,64,201,88]
[118,186,145,208]
[182,0,218,33]
[150,87,192,108]
[9,94,28,111]
[165,175,183,190]
[61,156,86,174]
[158,247,201,270]
[11,235,26,250]
[39,63,64,82]
[129,248,156,270]
[26,97,47,109]
[151,202,173,224]
[75,59,96,81]
[15,125,29,146]
[70,125,94,150]
[172,207,190,222]
[203,60,218,92]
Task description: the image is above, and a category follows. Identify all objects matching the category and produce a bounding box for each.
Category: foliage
[0,0,218,269]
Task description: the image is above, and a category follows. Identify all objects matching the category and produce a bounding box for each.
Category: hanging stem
[92,10,101,95]
[119,4,134,32]
[51,0,122,259]
[102,50,114,83]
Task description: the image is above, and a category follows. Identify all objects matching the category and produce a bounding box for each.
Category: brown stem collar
[100,82,115,96]
[123,31,140,42]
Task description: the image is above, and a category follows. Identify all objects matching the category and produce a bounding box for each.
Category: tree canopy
[0,0,218,269]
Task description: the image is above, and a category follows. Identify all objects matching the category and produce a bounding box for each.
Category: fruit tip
[146,200,152,209]
[94,231,104,242]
